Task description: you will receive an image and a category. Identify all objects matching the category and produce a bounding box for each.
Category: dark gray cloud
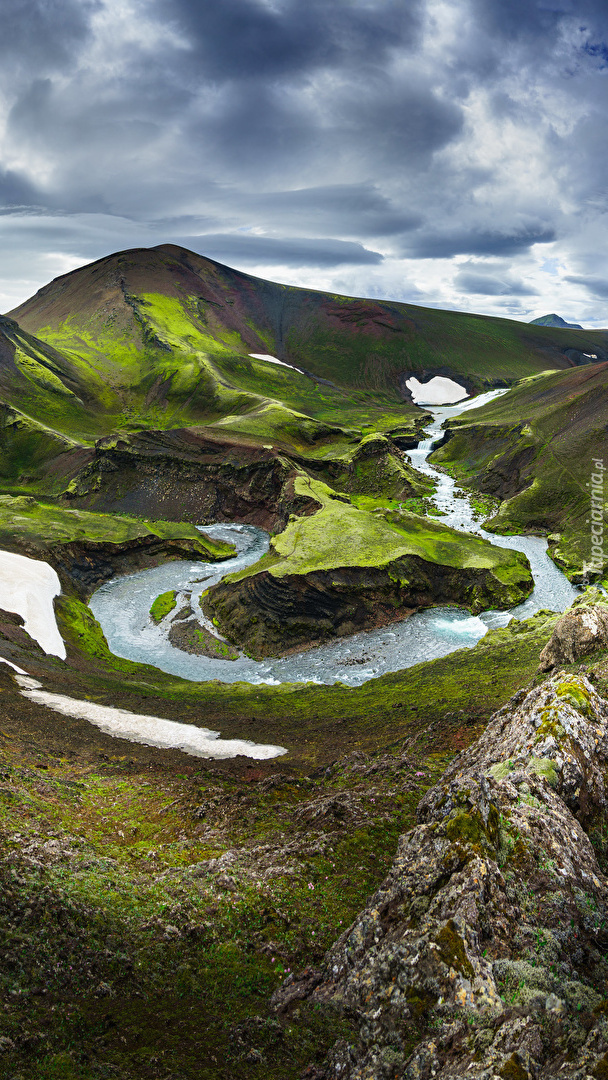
[0,0,99,74]
[0,170,41,209]
[228,185,421,238]
[565,276,608,299]
[403,227,556,259]
[454,271,538,295]
[181,234,384,267]
[161,0,423,79]
[1,0,608,323]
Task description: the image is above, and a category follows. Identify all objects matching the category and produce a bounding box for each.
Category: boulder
[539,590,608,671]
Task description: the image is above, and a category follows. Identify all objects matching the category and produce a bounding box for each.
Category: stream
[89,391,578,687]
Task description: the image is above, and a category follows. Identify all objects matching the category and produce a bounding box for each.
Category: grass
[149,590,178,623]
[0,707,446,1079]
[0,495,235,560]
[222,475,532,582]
[0,599,592,1079]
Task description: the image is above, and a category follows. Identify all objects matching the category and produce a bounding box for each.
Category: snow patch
[14,676,287,760]
[249,353,299,371]
[406,376,468,405]
[0,550,65,658]
[0,655,27,674]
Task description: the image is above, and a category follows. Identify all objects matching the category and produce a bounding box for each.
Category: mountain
[4,246,608,1079]
[529,312,584,329]
[7,245,608,445]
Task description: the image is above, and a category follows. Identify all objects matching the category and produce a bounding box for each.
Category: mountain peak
[529,313,583,329]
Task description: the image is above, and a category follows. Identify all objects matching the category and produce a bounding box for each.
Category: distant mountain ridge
[529,313,583,329]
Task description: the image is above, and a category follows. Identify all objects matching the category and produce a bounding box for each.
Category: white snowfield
[406,376,468,405]
[248,352,300,371]
[15,675,288,761]
[0,550,66,659]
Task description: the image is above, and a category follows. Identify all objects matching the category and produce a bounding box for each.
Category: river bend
[89,392,577,686]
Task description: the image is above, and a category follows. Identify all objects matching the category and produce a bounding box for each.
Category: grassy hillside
[0,600,566,1080]
[0,243,606,511]
[8,245,608,441]
[431,363,608,579]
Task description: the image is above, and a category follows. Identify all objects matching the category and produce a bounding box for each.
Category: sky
[2,0,608,326]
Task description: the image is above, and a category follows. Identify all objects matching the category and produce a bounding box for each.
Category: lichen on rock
[539,589,608,671]
[273,670,608,1078]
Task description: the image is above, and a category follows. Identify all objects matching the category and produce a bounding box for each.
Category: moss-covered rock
[277,670,608,1078]
[149,589,178,623]
[202,477,533,656]
[167,618,240,660]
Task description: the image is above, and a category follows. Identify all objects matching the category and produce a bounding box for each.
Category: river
[89,391,578,687]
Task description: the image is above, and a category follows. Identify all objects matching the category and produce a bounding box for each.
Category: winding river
[89,391,578,687]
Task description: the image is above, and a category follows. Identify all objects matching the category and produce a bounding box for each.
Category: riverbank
[88,392,577,688]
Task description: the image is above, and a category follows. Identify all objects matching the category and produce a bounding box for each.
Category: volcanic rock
[273,670,608,1078]
[539,590,608,671]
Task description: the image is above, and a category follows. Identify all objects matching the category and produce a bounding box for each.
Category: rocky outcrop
[539,590,608,671]
[203,553,532,658]
[36,535,225,602]
[167,617,240,660]
[274,670,608,1078]
[326,433,430,500]
[60,428,319,531]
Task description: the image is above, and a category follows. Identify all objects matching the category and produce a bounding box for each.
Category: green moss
[535,709,566,742]
[149,590,178,623]
[554,678,592,715]
[488,759,515,781]
[434,919,475,978]
[527,756,559,788]
[499,1054,531,1080]
[0,494,235,560]
[224,475,532,594]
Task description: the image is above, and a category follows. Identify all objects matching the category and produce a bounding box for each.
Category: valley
[0,247,607,1079]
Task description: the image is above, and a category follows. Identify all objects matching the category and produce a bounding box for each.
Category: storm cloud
[1,0,608,324]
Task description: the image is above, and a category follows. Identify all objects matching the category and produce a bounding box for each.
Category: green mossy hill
[0,494,233,557]
[8,245,608,438]
[323,432,434,500]
[0,400,87,493]
[5,243,606,504]
[232,476,532,581]
[431,363,608,580]
[0,314,108,440]
[149,589,178,623]
[203,400,360,455]
[5,251,422,441]
[201,477,532,656]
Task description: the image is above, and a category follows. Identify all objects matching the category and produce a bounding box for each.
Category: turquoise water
[90,392,577,686]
